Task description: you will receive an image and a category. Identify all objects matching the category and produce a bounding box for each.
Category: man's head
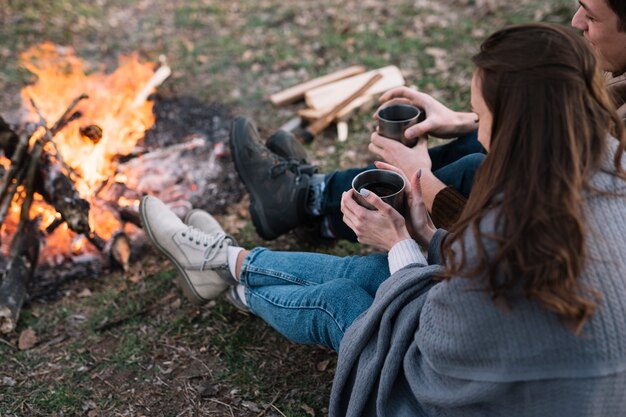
[572,0,626,74]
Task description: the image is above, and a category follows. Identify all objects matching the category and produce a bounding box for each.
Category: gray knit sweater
[330,138,626,417]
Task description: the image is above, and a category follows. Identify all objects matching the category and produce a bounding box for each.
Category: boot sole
[139,196,206,305]
[229,118,280,240]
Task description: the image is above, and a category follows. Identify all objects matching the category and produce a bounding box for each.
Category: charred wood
[49,94,88,136]
[0,116,20,158]
[107,231,131,272]
[27,97,91,236]
[119,205,142,228]
[0,154,41,334]
[0,219,40,334]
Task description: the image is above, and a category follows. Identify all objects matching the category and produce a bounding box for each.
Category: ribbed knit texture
[388,239,425,274]
[330,138,626,417]
[430,186,466,229]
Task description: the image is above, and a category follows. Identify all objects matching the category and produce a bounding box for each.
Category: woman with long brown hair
[140,23,626,415]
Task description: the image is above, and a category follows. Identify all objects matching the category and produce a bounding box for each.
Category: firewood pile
[269,65,405,142]
[0,96,132,334]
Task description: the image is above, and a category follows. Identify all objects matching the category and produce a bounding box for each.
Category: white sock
[227,246,244,281]
[236,284,248,306]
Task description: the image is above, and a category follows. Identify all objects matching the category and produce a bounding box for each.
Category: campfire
[0,43,241,334]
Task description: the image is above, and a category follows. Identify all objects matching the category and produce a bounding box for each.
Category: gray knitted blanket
[329,138,626,417]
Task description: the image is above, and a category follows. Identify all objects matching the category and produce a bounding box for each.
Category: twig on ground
[256,392,281,417]
[270,403,288,417]
[208,399,235,417]
[95,292,178,332]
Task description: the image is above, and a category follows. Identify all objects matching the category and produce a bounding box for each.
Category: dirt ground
[0,1,572,416]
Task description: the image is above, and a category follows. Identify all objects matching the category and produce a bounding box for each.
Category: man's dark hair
[607,0,626,31]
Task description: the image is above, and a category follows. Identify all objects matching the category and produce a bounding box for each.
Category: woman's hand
[405,168,437,247]
[369,161,436,246]
[377,87,478,140]
[341,188,411,252]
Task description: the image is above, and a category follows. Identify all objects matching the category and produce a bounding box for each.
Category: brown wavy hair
[440,23,626,333]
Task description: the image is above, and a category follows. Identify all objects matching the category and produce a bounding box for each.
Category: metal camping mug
[351,169,405,213]
[377,104,424,147]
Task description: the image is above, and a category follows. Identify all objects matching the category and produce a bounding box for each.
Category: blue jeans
[239,247,391,352]
[322,131,485,241]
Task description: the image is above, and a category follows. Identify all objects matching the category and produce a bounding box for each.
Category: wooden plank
[297,95,375,121]
[269,65,366,107]
[304,65,405,110]
[306,73,382,135]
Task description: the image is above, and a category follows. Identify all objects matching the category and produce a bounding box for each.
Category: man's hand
[377,87,478,140]
[369,133,431,181]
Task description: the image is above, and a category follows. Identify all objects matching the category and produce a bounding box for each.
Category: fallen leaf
[77,288,92,298]
[241,400,261,413]
[18,328,37,350]
[301,404,315,417]
[317,359,330,372]
[2,376,16,387]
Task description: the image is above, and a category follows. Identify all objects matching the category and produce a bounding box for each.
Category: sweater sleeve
[427,228,448,265]
[431,186,466,229]
[388,238,426,274]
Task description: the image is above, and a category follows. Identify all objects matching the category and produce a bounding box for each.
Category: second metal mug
[377,104,424,147]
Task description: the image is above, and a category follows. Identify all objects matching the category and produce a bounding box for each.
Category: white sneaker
[140,196,237,304]
[184,209,250,313]
[183,208,225,235]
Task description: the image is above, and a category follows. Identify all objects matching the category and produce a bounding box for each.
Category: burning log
[38,149,91,235]
[107,231,131,272]
[0,121,31,227]
[0,219,40,334]
[0,117,21,157]
[27,97,91,236]
[0,101,96,333]
[79,125,103,144]
[0,136,42,334]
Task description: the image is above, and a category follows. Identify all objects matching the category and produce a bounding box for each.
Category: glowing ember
[2,42,159,261]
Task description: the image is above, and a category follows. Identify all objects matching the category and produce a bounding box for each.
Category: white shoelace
[180,226,229,270]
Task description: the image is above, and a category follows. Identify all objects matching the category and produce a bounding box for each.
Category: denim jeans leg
[239,248,391,351]
[432,153,486,198]
[428,130,484,170]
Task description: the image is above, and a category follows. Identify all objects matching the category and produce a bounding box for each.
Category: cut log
[306,73,383,136]
[0,133,30,226]
[292,73,382,143]
[131,59,172,109]
[297,94,376,121]
[0,154,41,334]
[269,65,366,107]
[107,231,131,272]
[26,97,92,236]
[304,65,405,110]
[0,220,40,334]
[118,205,142,228]
[38,149,91,235]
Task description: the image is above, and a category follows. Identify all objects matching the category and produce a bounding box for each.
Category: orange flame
[3,42,158,260]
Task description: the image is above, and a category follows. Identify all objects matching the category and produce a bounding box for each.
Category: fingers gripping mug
[351,169,405,213]
[377,104,424,147]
